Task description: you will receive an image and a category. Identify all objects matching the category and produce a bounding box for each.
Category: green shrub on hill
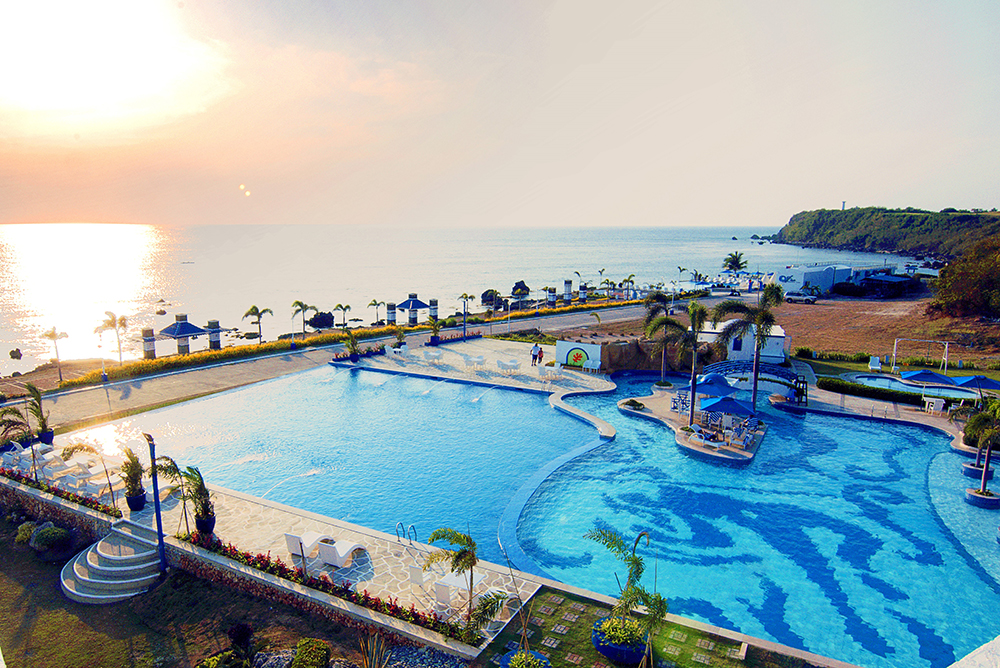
[928,233,1000,318]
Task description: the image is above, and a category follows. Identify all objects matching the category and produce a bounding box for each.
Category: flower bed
[179,532,465,642]
[0,467,121,518]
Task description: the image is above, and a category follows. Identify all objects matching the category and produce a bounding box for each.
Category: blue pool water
[76,366,596,564]
[72,368,1000,667]
[853,374,978,399]
[517,374,1000,668]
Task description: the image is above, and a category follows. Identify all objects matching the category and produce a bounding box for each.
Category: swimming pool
[517,374,1000,668]
[72,366,596,565]
[853,374,978,399]
[70,367,1000,667]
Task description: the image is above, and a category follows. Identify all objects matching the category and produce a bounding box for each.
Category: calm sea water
[0,223,907,374]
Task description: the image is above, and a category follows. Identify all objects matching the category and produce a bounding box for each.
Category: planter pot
[38,430,55,446]
[17,434,35,447]
[591,618,647,667]
[348,353,360,363]
[375,348,386,356]
[125,493,147,512]
[962,462,994,480]
[429,336,441,346]
[195,515,217,535]
[499,650,551,668]
[965,489,1000,509]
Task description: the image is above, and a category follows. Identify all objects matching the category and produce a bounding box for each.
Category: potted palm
[120,446,147,511]
[427,317,443,346]
[345,330,362,363]
[62,441,117,507]
[585,529,669,668]
[183,466,216,534]
[25,384,54,445]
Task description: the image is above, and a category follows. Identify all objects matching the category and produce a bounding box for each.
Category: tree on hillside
[711,284,785,409]
[929,234,1000,318]
[723,251,748,272]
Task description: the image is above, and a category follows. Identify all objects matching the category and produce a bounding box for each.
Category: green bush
[598,616,643,646]
[815,377,926,406]
[793,347,814,359]
[508,650,545,668]
[33,526,71,551]
[15,521,37,544]
[290,638,331,668]
[654,381,672,387]
[623,399,645,410]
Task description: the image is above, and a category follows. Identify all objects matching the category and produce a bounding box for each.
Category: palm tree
[953,397,1000,494]
[243,305,273,343]
[677,266,687,281]
[601,277,615,299]
[61,440,117,507]
[42,327,68,383]
[367,299,386,326]
[644,294,707,425]
[334,304,351,328]
[97,311,127,365]
[423,527,479,623]
[152,455,189,534]
[621,274,636,299]
[711,283,785,409]
[291,300,316,339]
[722,251,748,272]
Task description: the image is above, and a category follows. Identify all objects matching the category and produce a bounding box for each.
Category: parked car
[785,292,817,304]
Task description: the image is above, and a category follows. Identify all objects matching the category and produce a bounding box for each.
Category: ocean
[0,223,907,375]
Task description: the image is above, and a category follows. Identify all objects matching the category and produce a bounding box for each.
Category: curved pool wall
[515,372,1000,668]
[852,374,978,399]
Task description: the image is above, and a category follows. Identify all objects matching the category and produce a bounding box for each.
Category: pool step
[60,520,165,605]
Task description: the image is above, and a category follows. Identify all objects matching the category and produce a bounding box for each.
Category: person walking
[530,343,541,366]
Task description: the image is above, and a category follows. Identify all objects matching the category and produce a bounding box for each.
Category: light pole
[142,433,169,579]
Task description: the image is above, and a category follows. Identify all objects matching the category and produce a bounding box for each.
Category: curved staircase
[61,520,164,604]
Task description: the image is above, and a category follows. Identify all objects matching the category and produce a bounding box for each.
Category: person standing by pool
[530,343,541,365]
[537,347,544,365]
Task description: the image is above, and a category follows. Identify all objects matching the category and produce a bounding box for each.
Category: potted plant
[392,326,407,349]
[25,384,54,445]
[427,317,443,346]
[183,466,216,534]
[585,529,669,668]
[120,446,147,511]
[346,330,362,363]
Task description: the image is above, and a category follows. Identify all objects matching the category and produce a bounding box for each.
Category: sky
[1,0,998,229]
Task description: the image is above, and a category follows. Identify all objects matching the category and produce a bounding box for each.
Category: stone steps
[60,520,165,605]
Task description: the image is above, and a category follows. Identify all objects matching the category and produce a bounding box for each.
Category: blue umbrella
[900,369,955,385]
[953,375,1000,391]
[699,396,755,417]
[953,375,1000,402]
[158,320,208,338]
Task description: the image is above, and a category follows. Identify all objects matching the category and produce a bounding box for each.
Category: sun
[0,0,230,140]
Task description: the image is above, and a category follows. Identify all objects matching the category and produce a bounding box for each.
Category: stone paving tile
[692,652,711,665]
[664,645,681,656]
[551,624,570,635]
[547,594,565,604]
[696,638,715,650]
[538,605,555,615]
[561,612,579,622]
[565,653,583,664]
[541,637,560,649]
[669,630,688,643]
[570,602,587,612]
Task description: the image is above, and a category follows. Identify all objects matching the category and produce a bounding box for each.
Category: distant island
[773,207,1000,260]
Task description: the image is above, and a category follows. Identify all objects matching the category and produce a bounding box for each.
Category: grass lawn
[0,514,366,667]
[473,587,821,668]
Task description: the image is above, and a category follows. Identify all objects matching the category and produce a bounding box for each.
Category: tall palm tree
[61,441,117,507]
[423,527,479,623]
[97,311,127,365]
[367,299,386,325]
[601,277,615,299]
[334,304,351,328]
[953,397,1000,494]
[711,283,785,409]
[42,327,68,383]
[723,251,748,272]
[621,274,636,299]
[291,300,316,339]
[242,305,273,343]
[645,294,707,425]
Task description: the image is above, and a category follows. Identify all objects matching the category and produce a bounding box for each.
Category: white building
[699,320,787,364]
[771,262,899,295]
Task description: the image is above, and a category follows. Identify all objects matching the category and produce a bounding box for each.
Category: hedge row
[0,467,122,518]
[815,377,927,406]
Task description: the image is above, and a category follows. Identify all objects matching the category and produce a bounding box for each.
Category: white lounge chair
[317,538,366,568]
[868,356,881,372]
[284,531,331,557]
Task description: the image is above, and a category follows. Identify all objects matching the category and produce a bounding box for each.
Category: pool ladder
[395,521,418,542]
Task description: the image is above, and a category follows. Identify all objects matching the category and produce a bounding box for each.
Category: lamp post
[142,433,169,579]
